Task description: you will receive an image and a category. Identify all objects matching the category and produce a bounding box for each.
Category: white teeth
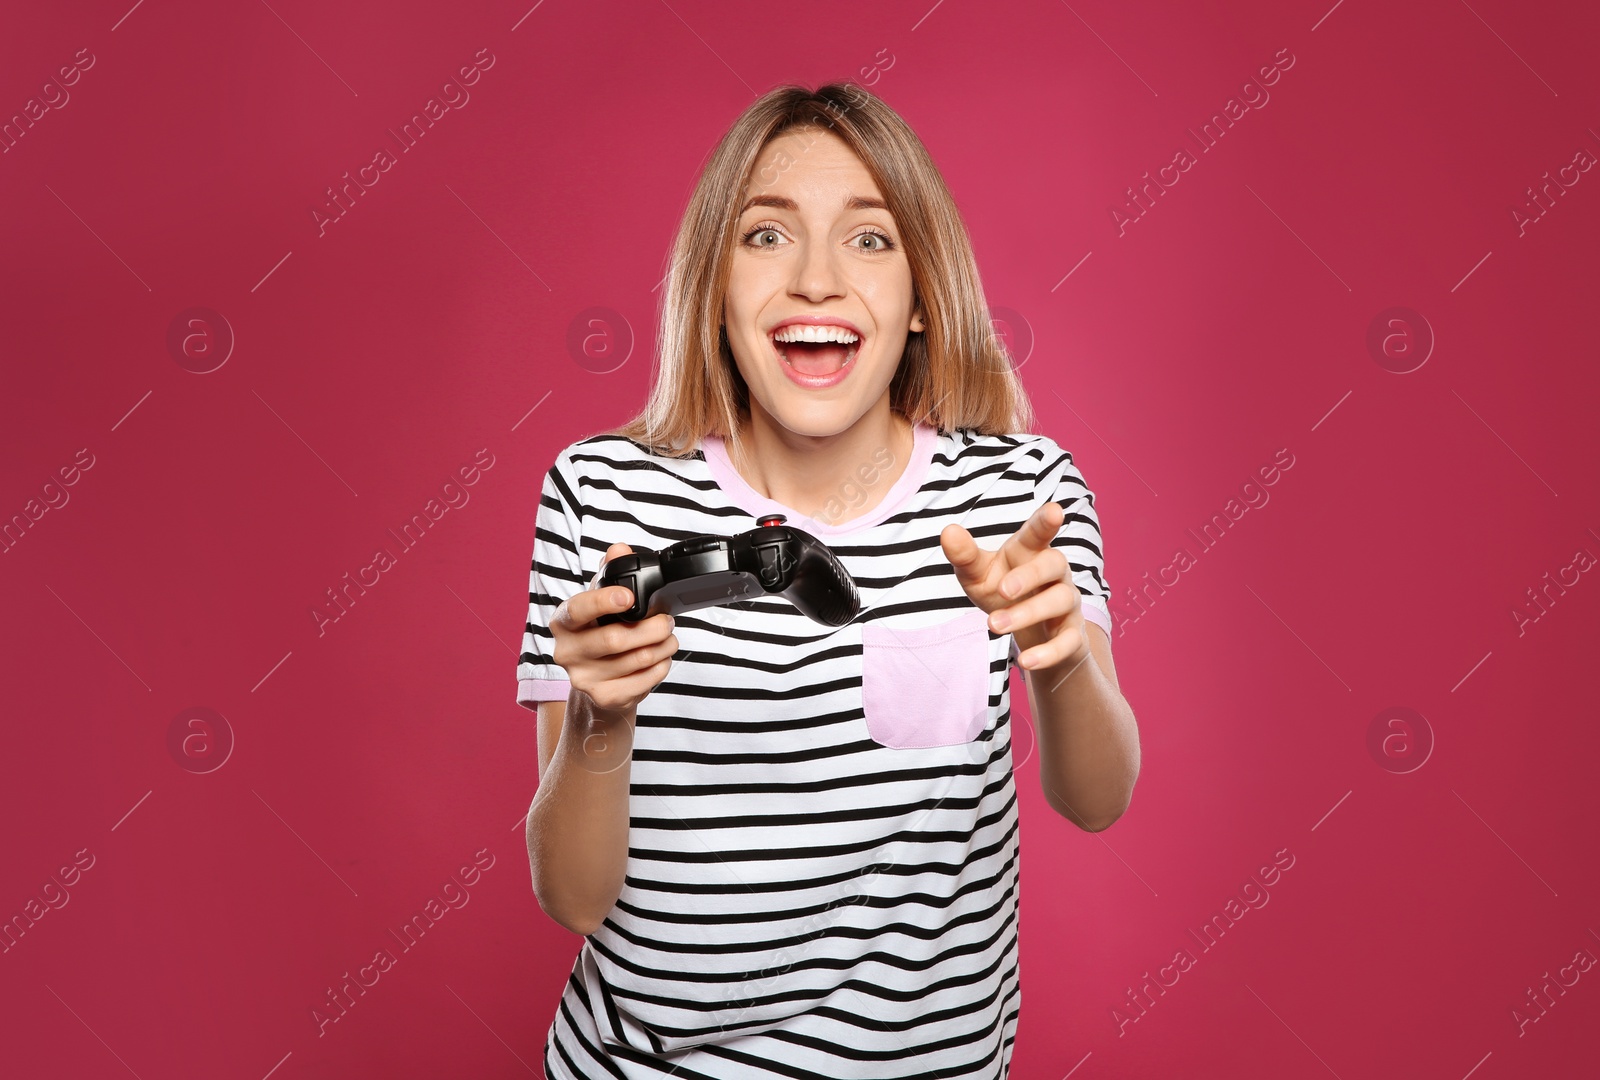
[772,324,860,344]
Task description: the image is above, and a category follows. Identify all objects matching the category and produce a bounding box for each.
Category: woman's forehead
[743,148,886,214]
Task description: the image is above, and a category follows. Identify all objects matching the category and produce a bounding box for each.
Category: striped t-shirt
[518,420,1112,1079]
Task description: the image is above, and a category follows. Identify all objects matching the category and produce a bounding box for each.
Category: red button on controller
[758,514,786,527]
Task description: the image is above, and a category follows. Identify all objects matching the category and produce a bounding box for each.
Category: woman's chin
[753,396,888,442]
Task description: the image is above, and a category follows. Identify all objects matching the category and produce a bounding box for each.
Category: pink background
[3,0,1598,1076]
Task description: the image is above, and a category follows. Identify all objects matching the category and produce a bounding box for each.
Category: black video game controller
[594,514,860,627]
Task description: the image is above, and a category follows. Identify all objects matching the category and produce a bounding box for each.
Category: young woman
[519,82,1139,1080]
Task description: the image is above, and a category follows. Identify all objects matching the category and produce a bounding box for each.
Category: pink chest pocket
[861,607,994,749]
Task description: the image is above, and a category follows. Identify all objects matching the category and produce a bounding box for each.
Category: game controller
[594,514,860,627]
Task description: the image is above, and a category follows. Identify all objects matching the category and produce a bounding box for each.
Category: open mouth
[770,325,861,377]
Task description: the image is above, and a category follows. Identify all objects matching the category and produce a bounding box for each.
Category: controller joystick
[594,514,860,627]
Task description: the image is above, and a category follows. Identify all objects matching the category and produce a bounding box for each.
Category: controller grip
[594,551,663,626]
[785,539,860,626]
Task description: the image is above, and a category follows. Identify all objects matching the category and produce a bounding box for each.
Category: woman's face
[723,127,924,438]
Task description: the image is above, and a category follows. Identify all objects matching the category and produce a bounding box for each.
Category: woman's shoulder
[553,430,683,467]
[940,426,1072,466]
[547,431,705,498]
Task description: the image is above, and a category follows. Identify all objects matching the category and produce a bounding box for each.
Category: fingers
[568,542,637,629]
[568,606,674,658]
[997,500,1063,572]
[563,581,634,630]
[939,523,988,588]
[585,656,675,712]
[593,611,675,652]
[586,617,678,676]
[997,546,1070,601]
[587,542,634,591]
[576,621,677,710]
[990,579,1078,637]
[1016,622,1089,672]
[553,609,676,688]
[554,540,681,712]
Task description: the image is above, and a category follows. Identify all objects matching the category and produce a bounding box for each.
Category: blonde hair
[608,81,1036,460]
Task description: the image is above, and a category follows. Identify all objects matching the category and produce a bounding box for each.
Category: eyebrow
[739,194,890,215]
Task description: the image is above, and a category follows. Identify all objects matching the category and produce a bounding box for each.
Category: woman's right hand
[550,543,679,713]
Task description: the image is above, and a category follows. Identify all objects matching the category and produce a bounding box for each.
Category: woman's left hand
[939,500,1089,671]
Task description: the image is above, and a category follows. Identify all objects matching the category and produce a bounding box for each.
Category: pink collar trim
[700,422,939,537]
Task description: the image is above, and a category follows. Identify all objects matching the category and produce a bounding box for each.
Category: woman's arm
[1023,622,1139,831]
[524,545,678,936]
[526,688,636,935]
[940,497,1140,834]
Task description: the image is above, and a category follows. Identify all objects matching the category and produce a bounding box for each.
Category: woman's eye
[743,225,784,247]
[741,225,895,251]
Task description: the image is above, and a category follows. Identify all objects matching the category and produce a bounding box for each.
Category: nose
[788,233,845,302]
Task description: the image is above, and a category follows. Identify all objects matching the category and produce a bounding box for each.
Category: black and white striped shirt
[519,421,1112,1079]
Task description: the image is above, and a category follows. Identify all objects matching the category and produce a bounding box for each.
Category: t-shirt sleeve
[516,449,587,711]
[1009,437,1112,668]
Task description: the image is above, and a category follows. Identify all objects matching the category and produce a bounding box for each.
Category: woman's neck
[728,408,915,526]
